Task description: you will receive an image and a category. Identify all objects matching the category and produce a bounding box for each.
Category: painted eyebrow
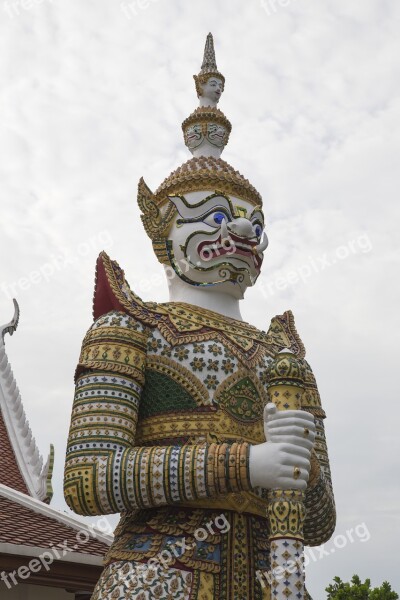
[170,193,235,211]
[169,193,261,222]
[177,204,233,225]
[250,207,265,222]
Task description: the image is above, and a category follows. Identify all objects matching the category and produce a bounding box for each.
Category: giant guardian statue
[64,33,336,600]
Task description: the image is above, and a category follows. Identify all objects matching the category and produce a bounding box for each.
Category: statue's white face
[185,124,204,149]
[164,190,267,299]
[201,77,224,104]
[207,123,228,147]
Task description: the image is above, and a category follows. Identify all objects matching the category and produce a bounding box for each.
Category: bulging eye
[213,212,226,224]
[254,223,263,238]
[203,211,230,228]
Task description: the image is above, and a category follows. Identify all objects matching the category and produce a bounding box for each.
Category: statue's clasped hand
[249,403,316,491]
[263,402,316,451]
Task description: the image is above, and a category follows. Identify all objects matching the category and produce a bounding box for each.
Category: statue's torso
[89,257,315,600]
[138,313,272,448]
[95,302,303,600]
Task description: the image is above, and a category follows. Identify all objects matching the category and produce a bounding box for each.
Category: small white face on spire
[199,77,224,107]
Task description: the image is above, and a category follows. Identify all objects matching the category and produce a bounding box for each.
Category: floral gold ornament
[64,33,336,600]
[137,177,177,265]
[152,156,263,208]
[267,489,306,539]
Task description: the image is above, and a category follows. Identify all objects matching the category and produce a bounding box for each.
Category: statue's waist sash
[135,410,265,447]
[180,490,269,518]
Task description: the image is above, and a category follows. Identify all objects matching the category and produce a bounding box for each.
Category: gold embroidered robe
[64,252,336,600]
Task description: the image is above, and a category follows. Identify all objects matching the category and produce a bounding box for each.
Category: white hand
[264,402,316,451]
[249,403,315,490]
[249,440,310,490]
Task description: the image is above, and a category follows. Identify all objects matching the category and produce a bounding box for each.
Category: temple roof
[0,300,112,572]
[0,300,54,503]
[0,485,111,559]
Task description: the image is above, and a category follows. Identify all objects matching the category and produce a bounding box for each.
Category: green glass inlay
[139,369,198,418]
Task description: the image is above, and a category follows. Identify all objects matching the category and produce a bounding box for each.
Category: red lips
[196,231,262,271]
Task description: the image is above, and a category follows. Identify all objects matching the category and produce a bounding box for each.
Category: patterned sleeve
[64,310,251,516]
[300,359,337,546]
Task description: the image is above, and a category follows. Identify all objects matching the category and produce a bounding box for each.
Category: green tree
[326,575,398,599]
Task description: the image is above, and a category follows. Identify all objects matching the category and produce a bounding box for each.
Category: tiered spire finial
[138,32,264,266]
[193,32,225,105]
[200,32,218,74]
[185,34,230,159]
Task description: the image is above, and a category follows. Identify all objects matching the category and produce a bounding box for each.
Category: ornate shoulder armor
[92,251,165,327]
[266,310,306,358]
[75,310,149,384]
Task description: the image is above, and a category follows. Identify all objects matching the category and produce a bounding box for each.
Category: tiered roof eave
[0,483,113,551]
[0,299,54,503]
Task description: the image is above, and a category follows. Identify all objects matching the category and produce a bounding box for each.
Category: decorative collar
[92,251,305,365]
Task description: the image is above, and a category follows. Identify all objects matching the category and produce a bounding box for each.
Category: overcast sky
[1,0,399,597]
